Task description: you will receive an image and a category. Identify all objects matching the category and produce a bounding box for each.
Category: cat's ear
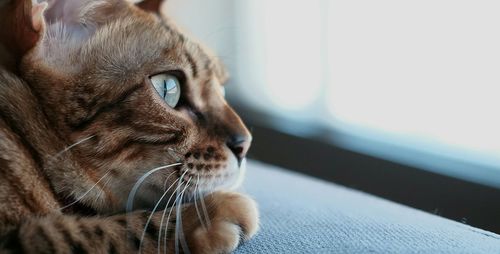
[136,0,164,13]
[41,0,128,46]
[0,0,47,58]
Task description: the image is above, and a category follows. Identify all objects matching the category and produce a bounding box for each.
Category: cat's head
[1,0,251,212]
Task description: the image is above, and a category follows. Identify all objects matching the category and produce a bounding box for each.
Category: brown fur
[0,0,258,253]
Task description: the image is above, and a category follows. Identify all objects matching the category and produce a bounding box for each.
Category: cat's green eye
[150,74,181,108]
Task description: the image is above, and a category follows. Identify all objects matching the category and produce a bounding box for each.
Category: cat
[0,0,259,253]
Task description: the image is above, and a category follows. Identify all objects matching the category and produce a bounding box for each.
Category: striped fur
[0,0,258,253]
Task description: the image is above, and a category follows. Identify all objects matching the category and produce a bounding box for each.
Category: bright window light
[263,0,323,110]
[234,0,324,117]
[326,0,500,168]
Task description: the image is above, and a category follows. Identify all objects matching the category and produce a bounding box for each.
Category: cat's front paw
[188,191,259,254]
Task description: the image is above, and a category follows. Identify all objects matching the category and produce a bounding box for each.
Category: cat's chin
[203,158,246,194]
[225,158,247,190]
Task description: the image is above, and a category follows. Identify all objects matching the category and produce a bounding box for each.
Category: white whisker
[199,175,211,228]
[162,196,179,254]
[126,163,182,213]
[161,170,189,254]
[156,177,182,253]
[193,176,206,229]
[58,169,112,211]
[138,175,179,254]
[163,171,177,191]
[95,171,115,206]
[175,177,192,254]
[51,135,95,159]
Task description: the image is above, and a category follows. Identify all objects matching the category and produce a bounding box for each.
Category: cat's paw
[188,191,259,254]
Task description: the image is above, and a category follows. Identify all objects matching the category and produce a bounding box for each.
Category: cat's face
[11,0,251,211]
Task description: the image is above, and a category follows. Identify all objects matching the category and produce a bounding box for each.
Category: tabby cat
[0,0,259,253]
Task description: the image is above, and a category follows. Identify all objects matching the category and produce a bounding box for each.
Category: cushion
[236,161,500,253]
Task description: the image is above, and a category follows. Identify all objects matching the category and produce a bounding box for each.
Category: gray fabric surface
[235,160,500,253]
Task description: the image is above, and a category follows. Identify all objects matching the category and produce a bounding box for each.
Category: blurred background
[166,0,500,233]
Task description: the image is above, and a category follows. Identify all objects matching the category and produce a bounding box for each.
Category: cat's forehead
[125,12,228,84]
[158,21,229,85]
[145,11,228,84]
[40,5,227,85]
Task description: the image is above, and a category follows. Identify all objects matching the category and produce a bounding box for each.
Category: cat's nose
[226,133,252,165]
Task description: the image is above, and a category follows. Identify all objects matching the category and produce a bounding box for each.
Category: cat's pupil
[163,80,168,98]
